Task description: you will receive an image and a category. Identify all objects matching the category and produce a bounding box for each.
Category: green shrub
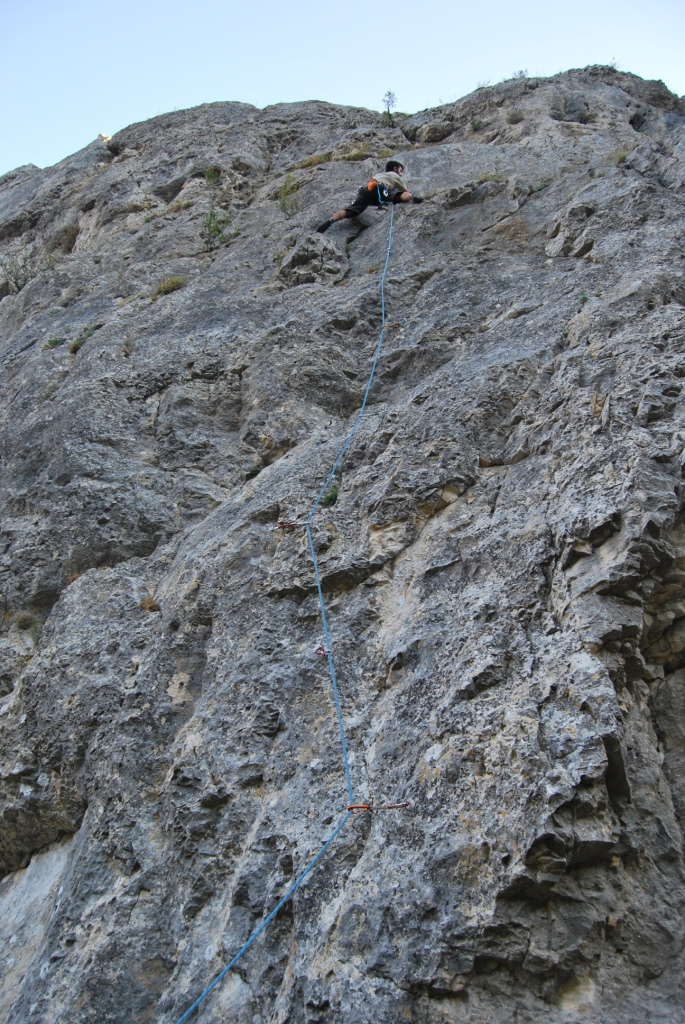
[200,210,231,251]
[45,337,65,348]
[480,173,506,183]
[204,166,221,185]
[322,485,339,507]
[245,465,262,479]
[471,118,484,132]
[122,338,133,357]
[152,276,186,299]
[13,610,34,630]
[613,150,629,166]
[278,174,300,218]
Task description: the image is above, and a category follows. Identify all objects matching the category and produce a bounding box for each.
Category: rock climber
[316,160,423,233]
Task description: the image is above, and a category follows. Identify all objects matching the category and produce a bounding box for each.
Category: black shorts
[345,183,397,217]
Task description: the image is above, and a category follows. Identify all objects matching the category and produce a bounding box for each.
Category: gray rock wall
[1,65,685,1023]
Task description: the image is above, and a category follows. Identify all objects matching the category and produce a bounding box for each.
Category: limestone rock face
[1,66,685,1023]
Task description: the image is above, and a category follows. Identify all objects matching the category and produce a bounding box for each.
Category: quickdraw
[347,802,410,813]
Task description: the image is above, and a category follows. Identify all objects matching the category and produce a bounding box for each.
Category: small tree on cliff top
[382,90,397,126]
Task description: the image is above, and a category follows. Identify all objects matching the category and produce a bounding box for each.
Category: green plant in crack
[323,467,342,507]
[69,324,100,354]
[200,211,231,251]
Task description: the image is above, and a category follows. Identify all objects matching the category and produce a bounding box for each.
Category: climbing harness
[366,178,391,207]
[172,203,399,1024]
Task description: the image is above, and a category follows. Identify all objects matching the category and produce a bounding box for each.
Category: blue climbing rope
[306,203,395,804]
[171,204,396,1024]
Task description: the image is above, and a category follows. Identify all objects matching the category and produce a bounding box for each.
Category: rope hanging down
[174,812,353,1024]
[306,202,396,806]
[172,204,396,1024]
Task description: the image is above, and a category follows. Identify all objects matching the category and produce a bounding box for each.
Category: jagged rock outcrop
[1,66,685,1023]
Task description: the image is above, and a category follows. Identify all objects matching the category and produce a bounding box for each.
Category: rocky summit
[1,65,685,1024]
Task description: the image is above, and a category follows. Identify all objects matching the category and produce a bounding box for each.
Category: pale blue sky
[1,0,684,177]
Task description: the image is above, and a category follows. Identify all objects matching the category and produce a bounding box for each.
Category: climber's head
[385,160,404,175]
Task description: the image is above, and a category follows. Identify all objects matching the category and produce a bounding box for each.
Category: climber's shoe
[412,196,425,204]
[316,220,332,233]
